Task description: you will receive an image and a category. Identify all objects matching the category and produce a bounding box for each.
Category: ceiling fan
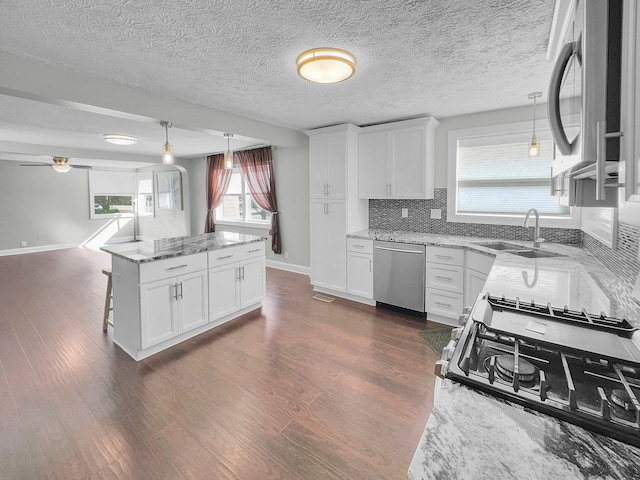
[20,156,93,173]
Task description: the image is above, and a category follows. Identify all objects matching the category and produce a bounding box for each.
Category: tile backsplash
[369,188,582,244]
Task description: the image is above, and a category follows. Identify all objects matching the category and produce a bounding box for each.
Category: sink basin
[508,249,566,259]
[474,241,529,251]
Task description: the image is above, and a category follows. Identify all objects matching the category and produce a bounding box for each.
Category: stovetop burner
[443,293,640,448]
[495,355,537,383]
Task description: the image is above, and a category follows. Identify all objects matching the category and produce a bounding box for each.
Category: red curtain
[235,147,281,254]
[204,154,232,233]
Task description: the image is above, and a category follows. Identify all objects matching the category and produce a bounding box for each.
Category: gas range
[436,293,640,447]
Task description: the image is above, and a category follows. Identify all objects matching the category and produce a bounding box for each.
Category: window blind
[456,130,570,216]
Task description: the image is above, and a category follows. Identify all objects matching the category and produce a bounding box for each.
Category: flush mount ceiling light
[528,92,543,157]
[296,48,356,84]
[224,133,234,169]
[103,133,138,145]
[160,121,174,165]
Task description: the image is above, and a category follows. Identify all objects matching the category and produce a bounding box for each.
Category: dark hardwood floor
[0,247,444,480]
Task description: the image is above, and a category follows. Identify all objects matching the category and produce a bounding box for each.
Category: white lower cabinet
[426,246,465,323]
[208,247,266,324]
[346,238,373,299]
[139,267,208,349]
[464,251,495,308]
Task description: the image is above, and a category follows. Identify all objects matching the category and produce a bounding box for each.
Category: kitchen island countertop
[100,231,266,263]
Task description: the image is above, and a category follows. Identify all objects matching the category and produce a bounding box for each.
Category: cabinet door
[347,252,373,298]
[140,278,177,349]
[358,130,389,199]
[464,269,488,309]
[240,257,266,308]
[326,131,347,198]
[209,263,241,322]
[310,200,346,292]
[309,134,328,198]
[177,270,209,333]
[391,127,425,198]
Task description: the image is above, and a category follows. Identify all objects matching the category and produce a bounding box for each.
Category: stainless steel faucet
[523,208,545,248]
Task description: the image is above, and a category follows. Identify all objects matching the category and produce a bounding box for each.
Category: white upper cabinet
[309,129,349,199]
[358,117,439,199]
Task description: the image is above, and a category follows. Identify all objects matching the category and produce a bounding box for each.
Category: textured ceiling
[0,0,555,163]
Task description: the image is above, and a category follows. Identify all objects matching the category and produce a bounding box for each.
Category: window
[89,171,137,219]
[137,172,154,216]
[215,168,271,227]
[447,122,577,226]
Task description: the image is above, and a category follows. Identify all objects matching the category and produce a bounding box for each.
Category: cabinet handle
[369,259,372,272]
[178,282,183,299]
[172,283,178,300]
[326,203,330,215]
[166,264,188,270]
[435,275,453,281]
[435,255,452,260]
[352,244,365,248]
[217,254,234,260]
[326,184,330,196]
[248,248,261,253]
[435,301,453,308]
[236,267,241,282]
[241,266,245,281]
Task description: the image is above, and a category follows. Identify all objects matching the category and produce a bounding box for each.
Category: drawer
[427,246,464,266]
[426,288,464,320]
[207,242,265,268]
[346,237,373,254]
[466,250,495,275]
[139,252,207,284]
[426,264,464,293]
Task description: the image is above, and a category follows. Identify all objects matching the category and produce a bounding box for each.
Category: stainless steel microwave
[548,0,623,200]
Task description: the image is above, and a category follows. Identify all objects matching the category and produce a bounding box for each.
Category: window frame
[215,167,272,229]
[89,171,137,220]
[447,121,580,228]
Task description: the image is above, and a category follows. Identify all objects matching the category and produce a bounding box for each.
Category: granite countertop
[100,231,267,263]
[408,380,640,480]
[346,230,640,478]
[348,229,640,325]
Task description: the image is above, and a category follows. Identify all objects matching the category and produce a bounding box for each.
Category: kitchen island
[101,232,266,361]
[347,230,640,479]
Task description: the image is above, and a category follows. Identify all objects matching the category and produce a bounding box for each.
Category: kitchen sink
[509,249,566,259]
[473,241,529,251]
[474,241,566,259]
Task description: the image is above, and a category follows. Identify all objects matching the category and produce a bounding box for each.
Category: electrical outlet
[401,208,409,218]
[20,241,27,247]
[284,251,289,259]
[430,209,442,219]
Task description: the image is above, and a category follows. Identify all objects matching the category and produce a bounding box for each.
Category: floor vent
[312,293,335,303]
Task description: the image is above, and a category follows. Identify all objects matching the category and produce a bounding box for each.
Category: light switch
[401,208,409,218]
[431,209,442,219]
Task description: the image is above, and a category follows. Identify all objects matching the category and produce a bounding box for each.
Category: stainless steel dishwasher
[373,241,425,313]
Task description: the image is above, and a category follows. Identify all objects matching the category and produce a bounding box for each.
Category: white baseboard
[0,242,82,257]
[266,259,310,276]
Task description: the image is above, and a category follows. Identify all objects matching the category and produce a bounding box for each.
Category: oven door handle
[547,38,581,156]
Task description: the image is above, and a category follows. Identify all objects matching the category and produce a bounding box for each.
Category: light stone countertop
[408,379,640,480]
[100,231,266,263]
[346,230,640,479]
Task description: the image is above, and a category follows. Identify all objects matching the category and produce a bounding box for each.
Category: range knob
[450,327,464,341]
[441,343,455,361]
[458,313,469,326]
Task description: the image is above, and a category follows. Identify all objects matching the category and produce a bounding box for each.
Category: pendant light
[160,121,174,165]
[224,133,234,169]
[296,48,356,84]
[528,92,542,157]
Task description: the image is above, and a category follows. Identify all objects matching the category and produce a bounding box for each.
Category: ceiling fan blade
[70,165,93,170]
[19,163,51,167]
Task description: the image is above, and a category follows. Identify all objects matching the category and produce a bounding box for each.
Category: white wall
[182,145,310,270]
[0,159,133,252]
